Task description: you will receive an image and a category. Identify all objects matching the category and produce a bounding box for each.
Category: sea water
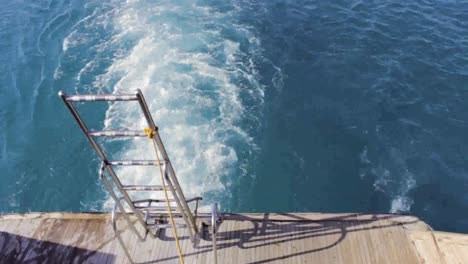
[1,0,468,233]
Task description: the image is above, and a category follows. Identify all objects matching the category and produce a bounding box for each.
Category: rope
[146,127,185,264]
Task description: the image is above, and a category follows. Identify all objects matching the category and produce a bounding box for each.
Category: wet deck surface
[0,212,467,263]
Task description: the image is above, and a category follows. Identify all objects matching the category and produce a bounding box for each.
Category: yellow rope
[144,127,157,138]
[146,127,185,264]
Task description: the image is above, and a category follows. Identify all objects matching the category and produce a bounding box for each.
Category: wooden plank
[116,217,143,263]
[408,231,445,264]
[434,231,468,264]
[0,212,466,263]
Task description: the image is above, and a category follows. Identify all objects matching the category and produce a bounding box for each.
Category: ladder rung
[65,94,138,102]
[133,199,169,206]
[88,131,146,137]
[109,160,164,166]
[137,206,177,211]
[122,185,165,191]
[132,197,202,208]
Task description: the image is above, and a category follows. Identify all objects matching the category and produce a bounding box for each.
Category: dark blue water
[1,0,468,233]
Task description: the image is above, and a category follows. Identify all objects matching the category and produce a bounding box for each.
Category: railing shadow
[4,213,409,263]
[138,213,420,264]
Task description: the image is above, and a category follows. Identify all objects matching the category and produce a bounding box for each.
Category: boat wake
[60,0,264,208]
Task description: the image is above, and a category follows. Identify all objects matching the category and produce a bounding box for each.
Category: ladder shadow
[139,213,420,264]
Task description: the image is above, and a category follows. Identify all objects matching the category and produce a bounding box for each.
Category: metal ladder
[58,90,201,244]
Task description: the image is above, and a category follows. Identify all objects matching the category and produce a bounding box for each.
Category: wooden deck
[0,212,467,263]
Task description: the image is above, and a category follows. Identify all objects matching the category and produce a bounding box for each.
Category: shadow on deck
[0,212,443,263]
[136,213,423,264]
[0,231,116,263]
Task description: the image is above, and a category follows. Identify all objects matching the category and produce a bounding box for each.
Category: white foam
[390,196,414,213]
[62,30,77,52]
[87,1,264,207]
[366,147,417,213]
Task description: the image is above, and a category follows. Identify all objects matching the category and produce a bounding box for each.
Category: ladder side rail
[152,143,197,241]
[136,90,198,222]
[153,132,197,232]
[100,163,144,240]
[135,89,157,131]
[135,90,195,214]
[59,91,149,236]
[135,90,199,237]
[103,164,151,236]
[164,160,199,232]
[59,91,108,161]
[162,163,197,238]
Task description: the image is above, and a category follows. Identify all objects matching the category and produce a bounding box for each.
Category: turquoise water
[1,0,468,233]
